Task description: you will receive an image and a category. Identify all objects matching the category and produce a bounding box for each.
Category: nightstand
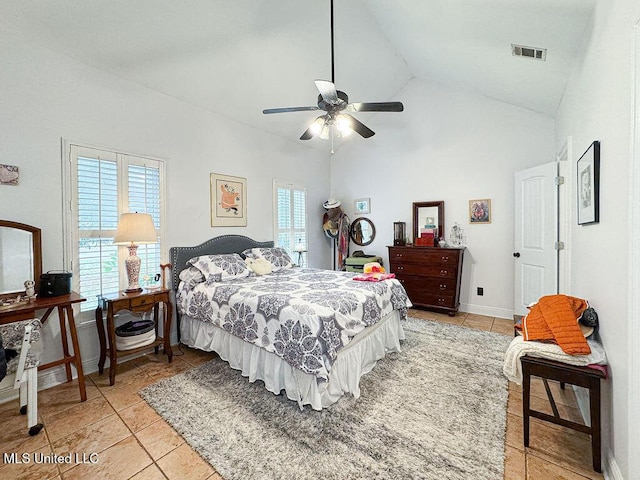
[95,288,173,385]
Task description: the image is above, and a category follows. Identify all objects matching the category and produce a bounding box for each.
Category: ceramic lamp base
[124,245,142,293]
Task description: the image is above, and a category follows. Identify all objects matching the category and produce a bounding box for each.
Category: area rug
[140,318,512,480]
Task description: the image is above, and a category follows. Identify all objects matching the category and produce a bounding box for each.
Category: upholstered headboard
[169,234,274,291]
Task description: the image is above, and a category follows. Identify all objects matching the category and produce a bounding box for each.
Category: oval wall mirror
[413,201,445,244]
[350,217,376,246]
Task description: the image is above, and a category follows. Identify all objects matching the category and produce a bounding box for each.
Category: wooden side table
[0,292,88,402]
[95,288,173,385]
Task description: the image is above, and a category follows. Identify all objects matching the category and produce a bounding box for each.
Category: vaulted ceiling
[1,0,595,148]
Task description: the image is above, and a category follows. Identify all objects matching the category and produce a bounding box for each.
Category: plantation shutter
[274,181,307,266]
[69,145,164,313]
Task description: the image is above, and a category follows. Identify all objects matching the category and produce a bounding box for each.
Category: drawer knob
[441,256,449,262]
[398,266,404,271]
[439,284,447,290]
[437,298,446,304]
[440,270,448,276]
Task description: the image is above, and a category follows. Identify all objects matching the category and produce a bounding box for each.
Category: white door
[514,162,558,316]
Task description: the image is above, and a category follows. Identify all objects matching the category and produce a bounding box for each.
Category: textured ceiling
[1,0,595,149]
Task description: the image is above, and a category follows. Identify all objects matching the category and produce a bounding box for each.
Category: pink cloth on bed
[353,273,396,282]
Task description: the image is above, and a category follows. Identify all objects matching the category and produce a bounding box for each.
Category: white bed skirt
[180,310,405,410]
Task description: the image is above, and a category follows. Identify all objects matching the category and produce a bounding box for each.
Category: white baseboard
[605,452,624,480]
[460,302,513,320]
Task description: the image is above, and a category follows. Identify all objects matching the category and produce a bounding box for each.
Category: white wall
[330,77,555,319]
[0,34,330,393]
[555,1,640,478]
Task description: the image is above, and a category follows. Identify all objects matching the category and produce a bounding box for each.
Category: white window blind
[67,145,165,313]
[274,181,307,266]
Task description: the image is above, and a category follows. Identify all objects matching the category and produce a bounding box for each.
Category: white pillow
[245,257,273,276]
[178,266,205,288]
[242,247,293,272]
[187,253,251,282]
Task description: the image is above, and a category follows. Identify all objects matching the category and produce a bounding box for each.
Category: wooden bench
[520,356,606,473]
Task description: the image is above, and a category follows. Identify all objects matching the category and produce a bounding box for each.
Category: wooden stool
[521,356,606,473]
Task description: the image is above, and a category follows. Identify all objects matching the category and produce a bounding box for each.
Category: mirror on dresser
[350,217,376,246]
[0,220,42,299]
[413,201,444,245]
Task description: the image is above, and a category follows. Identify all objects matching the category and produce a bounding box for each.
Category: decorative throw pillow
[178,266,205,288]
[187,253,251,282]
[242,247,293,272]
[245,257,273,276]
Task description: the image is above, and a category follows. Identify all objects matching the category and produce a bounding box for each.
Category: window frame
[273,180,308,267]
[62,141,167,321]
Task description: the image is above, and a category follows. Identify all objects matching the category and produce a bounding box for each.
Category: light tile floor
[0,310,604,479]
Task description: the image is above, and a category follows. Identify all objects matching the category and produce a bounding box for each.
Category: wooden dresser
[388,246,465,316]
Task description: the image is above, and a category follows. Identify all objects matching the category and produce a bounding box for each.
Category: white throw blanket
[503,336,607,384]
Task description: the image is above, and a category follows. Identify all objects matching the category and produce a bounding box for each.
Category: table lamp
[113,213,157,293]
[294,240,307,266]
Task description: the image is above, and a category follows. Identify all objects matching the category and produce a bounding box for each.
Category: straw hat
[323,198,341,209]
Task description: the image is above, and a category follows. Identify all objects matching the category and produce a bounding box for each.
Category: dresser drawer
[395,274,457,295]
[402,288,456,309]
[390,262,458,279]
[389,248,460,266]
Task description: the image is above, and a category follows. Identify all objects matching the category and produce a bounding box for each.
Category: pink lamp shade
[113,213,157,293]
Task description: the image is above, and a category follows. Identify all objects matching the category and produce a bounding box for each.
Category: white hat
[323,198,341,209]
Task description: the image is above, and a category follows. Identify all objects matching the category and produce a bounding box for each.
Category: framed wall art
[0,164,19,186]
[354,197,371,214]
[210,173,247,227]
[577,141,600,225]
[469,199,491,224]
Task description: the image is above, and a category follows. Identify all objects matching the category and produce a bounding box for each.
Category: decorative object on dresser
[413,201,444,247]
[113,213,158,293]
[388,245,465,316]
[95,288,173,386]
[393,221,406,246]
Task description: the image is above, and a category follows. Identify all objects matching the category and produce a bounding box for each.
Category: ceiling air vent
[511,44,547,61]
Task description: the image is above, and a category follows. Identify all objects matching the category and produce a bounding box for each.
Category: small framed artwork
[469,199,491,224]
[0,164,19,186]
[577,141,600,225]
[210,173,247,227]
[354,198,371,214]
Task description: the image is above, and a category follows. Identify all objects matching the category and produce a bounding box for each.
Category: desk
[0,292,87,402]
[95,289,173,386]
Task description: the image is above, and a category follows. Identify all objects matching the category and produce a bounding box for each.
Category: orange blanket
[522,295,590,355]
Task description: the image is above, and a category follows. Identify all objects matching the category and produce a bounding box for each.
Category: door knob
[513,252,520,258]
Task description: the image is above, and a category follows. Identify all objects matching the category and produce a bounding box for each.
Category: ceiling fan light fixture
[335,114,352,132]
[309,116,326,135]
[319,123,331,140]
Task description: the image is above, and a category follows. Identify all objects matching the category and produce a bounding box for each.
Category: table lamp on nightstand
[113,213,158,293]
[294,240,307,267]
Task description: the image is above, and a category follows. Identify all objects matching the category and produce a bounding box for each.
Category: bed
[170,234,411,410]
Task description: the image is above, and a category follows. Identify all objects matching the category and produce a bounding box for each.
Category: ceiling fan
[262,0,404,141]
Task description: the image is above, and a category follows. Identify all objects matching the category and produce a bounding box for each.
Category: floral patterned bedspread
[177,268,411,380]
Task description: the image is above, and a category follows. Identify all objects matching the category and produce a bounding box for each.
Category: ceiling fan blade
[314,80,338,103]
[347,102,404,113]
[344,114,375,138]
[263,106,319,114]
[300,127,315,140]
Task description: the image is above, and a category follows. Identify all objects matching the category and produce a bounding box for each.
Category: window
[64,144,165,313]
[273,181,307,266]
